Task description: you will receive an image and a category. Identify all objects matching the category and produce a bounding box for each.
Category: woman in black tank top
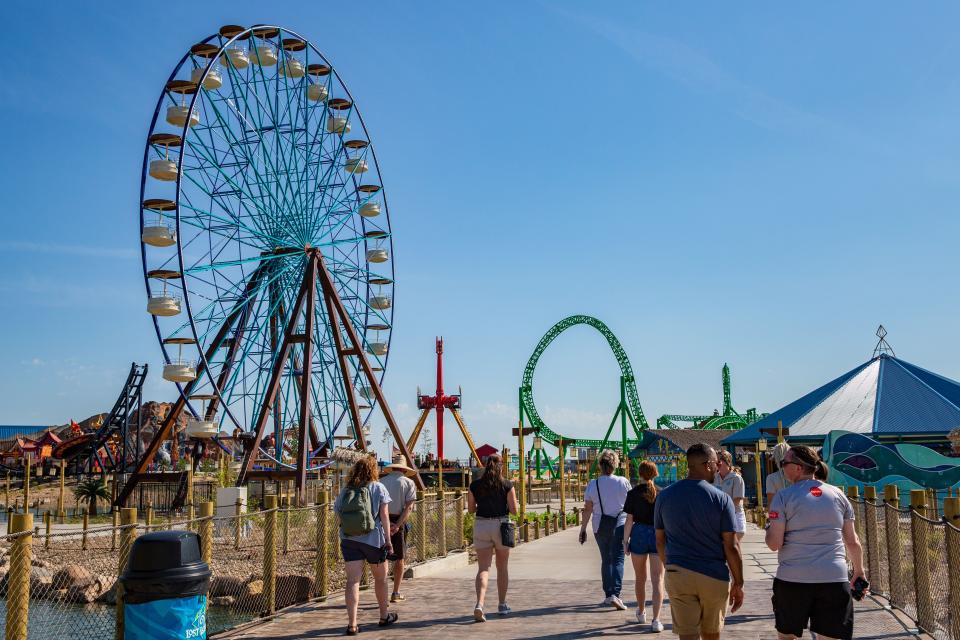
[467,454,518,622]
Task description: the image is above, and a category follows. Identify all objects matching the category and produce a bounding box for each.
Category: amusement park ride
[110,23,425,506]
[518,316,764,479]
[404,338,482,485]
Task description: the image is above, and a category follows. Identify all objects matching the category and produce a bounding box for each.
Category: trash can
[120,530,211,640]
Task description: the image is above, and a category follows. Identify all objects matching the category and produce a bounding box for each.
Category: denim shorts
[628,523,657,555]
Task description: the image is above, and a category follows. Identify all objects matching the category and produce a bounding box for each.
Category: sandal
[378,612,398,627]
[345,625,359,636]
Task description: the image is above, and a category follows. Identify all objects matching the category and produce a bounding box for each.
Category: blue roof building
[721,354,960,446]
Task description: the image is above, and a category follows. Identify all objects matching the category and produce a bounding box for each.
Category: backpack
[340,485,376,536]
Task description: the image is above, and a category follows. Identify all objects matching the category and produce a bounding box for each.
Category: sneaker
[602,596,614,607]
[611,596,627,611]
[498,603,511,616]
[390,592,405,603]
[636,610,647,624]
[473,606,486,622]
[651,619,664,633]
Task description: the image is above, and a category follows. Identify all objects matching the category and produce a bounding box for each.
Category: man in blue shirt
[655,444,744,640]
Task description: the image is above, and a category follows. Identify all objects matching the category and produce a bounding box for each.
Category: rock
[276,574,313,609]
[29,575,53,599]
[209,574,246,597]
[237,579,265,612]
[52,565,95,590]
[242,579,263,598]
[66,583,100,604]
[96,582,118,605]
[210,595,236,607]
[30,558,49,569]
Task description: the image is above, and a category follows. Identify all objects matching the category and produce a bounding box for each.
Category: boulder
[52,565,95,590]
[276,574,313,609]
[209,574,246,597]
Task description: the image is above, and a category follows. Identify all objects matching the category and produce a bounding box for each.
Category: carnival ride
[119,24,422,506]
[518,316,650,477]
[656,363,762,430]
[405,338,482,482]
[52,363,148,474]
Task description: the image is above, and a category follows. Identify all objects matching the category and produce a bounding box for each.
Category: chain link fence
[848,491,960,640]
[0,491,472,639]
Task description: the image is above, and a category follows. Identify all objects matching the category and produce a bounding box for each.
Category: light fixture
[757,439,767,452]
[533,436,542,451]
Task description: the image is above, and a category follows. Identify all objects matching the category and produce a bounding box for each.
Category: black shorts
[772,578,853,640]
[341,539,388,564]
[387,514,407,561]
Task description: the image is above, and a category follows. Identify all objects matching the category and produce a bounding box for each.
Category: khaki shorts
[473,517,508,550]
[664,565,730,635]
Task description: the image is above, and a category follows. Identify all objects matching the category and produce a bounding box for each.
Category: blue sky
[2,2,960,460]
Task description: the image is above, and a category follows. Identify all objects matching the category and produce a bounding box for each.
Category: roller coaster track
[519,315,651,449]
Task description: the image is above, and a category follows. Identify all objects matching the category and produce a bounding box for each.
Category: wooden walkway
[216,526,921,639]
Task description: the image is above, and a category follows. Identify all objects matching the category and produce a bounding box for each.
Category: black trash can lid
[124,531,210,578]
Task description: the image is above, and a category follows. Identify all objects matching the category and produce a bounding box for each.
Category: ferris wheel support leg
[314,252,426,491]
[405,409,430,453]
[238,254,318,486]
[295,256,318,504]
[450,410,482,467]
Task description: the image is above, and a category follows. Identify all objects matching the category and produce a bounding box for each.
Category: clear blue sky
[3,2,960,461]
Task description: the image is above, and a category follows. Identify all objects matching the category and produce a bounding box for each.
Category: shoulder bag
[595,477,621,537]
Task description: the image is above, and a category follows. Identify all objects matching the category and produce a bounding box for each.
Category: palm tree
[74,478,110,516]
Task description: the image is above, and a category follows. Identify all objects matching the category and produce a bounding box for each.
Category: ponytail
[638,460,659,503]
[814,460,829,482]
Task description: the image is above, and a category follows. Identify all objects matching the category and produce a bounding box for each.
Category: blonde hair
[718,450,733,466]
[346,455,379,488]
[638,460,658,503]
[598,449,619,475]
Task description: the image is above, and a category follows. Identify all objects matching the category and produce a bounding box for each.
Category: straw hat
[383,462,417,478]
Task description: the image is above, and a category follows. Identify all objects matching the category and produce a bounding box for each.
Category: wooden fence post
[116,508,138,640]
[6,512,32,640]
[910,490,935,633]
[43,511,51,551]
[199,502,214,565]
[263,495,278,616]
[234,498,243,550]
[943,497,960,640]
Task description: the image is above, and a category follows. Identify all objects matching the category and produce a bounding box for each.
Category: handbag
[500,520,517,548]
[595,477,620,537]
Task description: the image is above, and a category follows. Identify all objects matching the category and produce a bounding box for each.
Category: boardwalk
[217,526,921,639]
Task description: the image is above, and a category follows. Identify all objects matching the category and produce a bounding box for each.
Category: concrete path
[217,526,921,639]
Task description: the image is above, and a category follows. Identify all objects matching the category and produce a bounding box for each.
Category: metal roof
[721,354,960,445]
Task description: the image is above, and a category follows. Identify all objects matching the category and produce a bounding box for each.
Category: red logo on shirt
[810,487,823,497]
[768,511,779,519]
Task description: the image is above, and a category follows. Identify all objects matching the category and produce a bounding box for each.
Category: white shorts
[734,510,746,533]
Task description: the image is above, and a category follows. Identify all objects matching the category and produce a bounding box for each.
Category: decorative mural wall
[822,430,960,502]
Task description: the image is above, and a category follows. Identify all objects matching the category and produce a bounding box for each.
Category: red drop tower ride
[407,338,481,484]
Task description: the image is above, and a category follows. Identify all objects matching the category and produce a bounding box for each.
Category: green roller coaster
[518,316,765,478]
[656,363,763,430]
[518,315,649,477]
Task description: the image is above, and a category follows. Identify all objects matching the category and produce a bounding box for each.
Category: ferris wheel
[121,24,421,502]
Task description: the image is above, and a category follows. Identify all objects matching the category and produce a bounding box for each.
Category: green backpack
[340,485,376,536]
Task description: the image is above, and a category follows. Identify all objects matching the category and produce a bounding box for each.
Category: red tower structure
[407,338,481,484]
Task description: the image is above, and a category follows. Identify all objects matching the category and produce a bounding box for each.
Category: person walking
[579,449,631,610]
[379,461,418,603]
[765,446,866,640]
[714,450,746,540]
[655,443,744,640]
[766,442,792,507]
[623,460,664,631]
[334,455,397,635]
[468,453,518,622]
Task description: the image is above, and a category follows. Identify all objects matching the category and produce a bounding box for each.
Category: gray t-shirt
[379,472,416,516]
[335,481,391,548]
[714,472,745,513]
[769,479,853,583]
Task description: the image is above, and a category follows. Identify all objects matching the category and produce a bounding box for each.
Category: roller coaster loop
[518,315,652,476]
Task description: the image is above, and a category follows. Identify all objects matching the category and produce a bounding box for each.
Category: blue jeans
[594,524,625,598]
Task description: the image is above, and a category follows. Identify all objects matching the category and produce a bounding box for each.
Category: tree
[74,478,110,516]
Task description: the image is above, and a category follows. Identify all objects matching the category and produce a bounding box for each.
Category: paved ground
[217,526,921,639]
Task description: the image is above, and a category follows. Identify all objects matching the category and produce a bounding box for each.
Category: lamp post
[754,439,767,527]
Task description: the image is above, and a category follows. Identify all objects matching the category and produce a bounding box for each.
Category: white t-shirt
[714,472,745,514]
[584,474,631,533]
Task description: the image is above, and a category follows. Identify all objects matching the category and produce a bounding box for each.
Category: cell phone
[851,577,869,601]
[579,530,587,545]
